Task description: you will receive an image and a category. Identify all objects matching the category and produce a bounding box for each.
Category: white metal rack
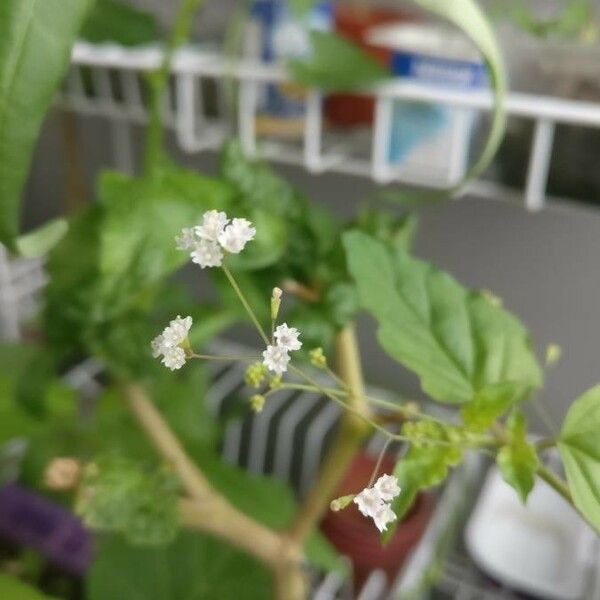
[61,41,600,211]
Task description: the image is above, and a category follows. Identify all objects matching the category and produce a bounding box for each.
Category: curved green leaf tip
[16,218,68,258]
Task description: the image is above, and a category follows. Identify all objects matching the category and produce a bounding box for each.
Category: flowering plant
[0,0,600,599]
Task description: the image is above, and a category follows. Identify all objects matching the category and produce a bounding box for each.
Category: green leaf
[87,531,273,600]
[344,231,542,404]
[76,455,181,546]
[0,0,92,251]
[558,385,600,534]
[16,219,68,257]
[461,381,530,433]
[497,410,538,502]
[384,441,460,543]
[80,0,160,46]
[0,573,57,599]
[289,31,390,92]
[98,168,233,294]
[411,0,507,191]
[86,454,343,600]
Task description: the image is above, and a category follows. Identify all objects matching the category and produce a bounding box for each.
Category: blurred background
[5,1,600,598]
[22,0,600,430]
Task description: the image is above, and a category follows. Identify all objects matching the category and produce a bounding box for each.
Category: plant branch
[288,325,372,544]
[124,382,213,501]
[124,382,305,598]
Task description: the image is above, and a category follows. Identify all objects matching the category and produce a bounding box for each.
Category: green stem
[535,437,557,451]
[285,367,488,450]
[190,353,260,362]
[144,0,204,175]
[222,264,270,345]
[367,439,391,487]
[537,464,572,504]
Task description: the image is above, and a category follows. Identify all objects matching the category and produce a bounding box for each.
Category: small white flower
[195,210,229,242]
[372,503,397,533]
[374,474,401,502]
[262,344,291,375]
[162,315,193,348]
[274,323,302,352]
[353,487,384,518]
[191,239,223,268]
[218,218,256,254]
[151,334,165,358]
[175,227,197,251]
[161,346,186,371]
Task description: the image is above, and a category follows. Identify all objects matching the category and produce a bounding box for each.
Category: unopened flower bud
[269,374,282,390]
[44,458,82,491]
[545,343,562,367]
[271,287,283,321]
[480,289,502,307]
[309,347,327,369]
[250,394,266,413]
[403,401,420,416]
[245,361,267,388]
[330,494,355,512]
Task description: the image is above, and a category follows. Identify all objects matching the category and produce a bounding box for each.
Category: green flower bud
[330,494,355,512]
[271,287,282,321]
[245,362,267,389]
[309,347,327,369]
[250,394,266,413]
[545,343,562,367]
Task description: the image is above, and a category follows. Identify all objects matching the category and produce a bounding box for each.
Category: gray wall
[23,111,600,433]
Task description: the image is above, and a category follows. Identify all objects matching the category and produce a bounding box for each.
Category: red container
[324,6,415,127]
[320,452,434,590]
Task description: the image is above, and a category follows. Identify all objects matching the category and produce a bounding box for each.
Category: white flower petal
[274,323,302,352]
[175,227,197,251]
[218,218,256,254]
[195,210,229,242]
[191,239,223,268]
[372,503,397,533]
[161,346,186,371]
[262,344,290,375]
[353,487,384,518]
[151,334,165,358]
[374,474,401,502]
[161,315,193,348]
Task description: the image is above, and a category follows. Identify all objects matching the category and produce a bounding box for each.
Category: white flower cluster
[151,315,193,370]
[262,323,302,375]
[176,210,256,268]
[353,474,401,532]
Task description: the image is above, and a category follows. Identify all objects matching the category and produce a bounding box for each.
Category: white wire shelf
[60,41,600,212]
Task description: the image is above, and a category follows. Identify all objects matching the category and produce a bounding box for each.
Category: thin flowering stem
[279,382,445,428]
[325,366,350,392]
[282,372,495,450]
[222,264,270,345]
[367,439,392,488]
[189,353,260,362]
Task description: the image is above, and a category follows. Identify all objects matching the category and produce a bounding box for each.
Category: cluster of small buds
[176,210,256,268]
[309,347,327,369]
[262,323,302,375]
[151,315,193,370]
[250,394,266,413]
[353,474,401,532]
[245,361,268,388]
